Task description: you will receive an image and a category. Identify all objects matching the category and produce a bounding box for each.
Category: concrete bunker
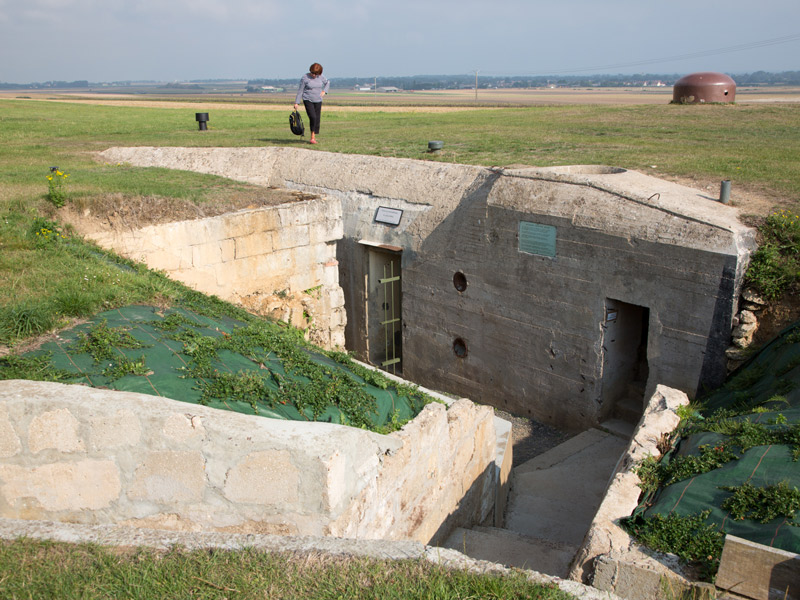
[1,146,760,592]
[95,146,756,433]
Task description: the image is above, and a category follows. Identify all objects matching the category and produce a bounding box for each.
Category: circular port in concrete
[453,338,468,358]
[540,165,626,175]
[453,271,468,292]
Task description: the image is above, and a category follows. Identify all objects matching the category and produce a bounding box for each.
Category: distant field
[0,94,798,218]
[4,85,800,110]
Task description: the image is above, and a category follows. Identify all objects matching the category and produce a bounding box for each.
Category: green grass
[0,97,798,349]
[0,96,798,593]
[0,539,573,600]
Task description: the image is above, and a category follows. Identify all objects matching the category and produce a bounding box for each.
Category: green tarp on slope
[19,305,428,430]
[638,320,800,554]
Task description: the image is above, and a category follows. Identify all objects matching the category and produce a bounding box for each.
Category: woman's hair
[309,63,323,76]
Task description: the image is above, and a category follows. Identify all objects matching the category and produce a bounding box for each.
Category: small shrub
[29,217,66,249]
[74,320,149,362]
[102,355,151,380]
[624,510,724,582]
[720,481,800,523]
[745,209,800,300]
[46,167,69,207]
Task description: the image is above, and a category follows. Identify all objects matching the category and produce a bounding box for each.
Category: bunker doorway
[600,299,650,427]
[367,247,403,375]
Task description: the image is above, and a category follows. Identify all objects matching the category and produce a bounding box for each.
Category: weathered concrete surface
[0,379,495,545]
[0,516,623,600]
[716,535,799,600]
[98,147,756,431]
[85,194,346,349]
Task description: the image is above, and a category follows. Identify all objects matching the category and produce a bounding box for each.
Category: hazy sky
[1,0,798,83]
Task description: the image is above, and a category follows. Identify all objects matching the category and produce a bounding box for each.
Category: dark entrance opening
[600,299,650,431]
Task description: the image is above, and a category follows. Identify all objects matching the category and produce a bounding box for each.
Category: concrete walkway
[441,428,627,578]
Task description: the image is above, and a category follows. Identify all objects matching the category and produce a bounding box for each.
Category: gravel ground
[494,410,572,469]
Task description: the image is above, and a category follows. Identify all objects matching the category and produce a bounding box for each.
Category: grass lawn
[0,539,573,600]
[0,95,799,594]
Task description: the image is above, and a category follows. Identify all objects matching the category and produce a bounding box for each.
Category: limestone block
[305,198,337,223]
[192,241,223,268]
[330,329,346,349]
[289,272,319,295]
[220,238,236,262]
[194,217,227,243]
[732,321,758,348]
[309,220,343,244]
[742,288,767,306]
[244,208,279,233]
[162,413,206,443]
[0,460,121,512]
[278,203,309,228]
[0,402,21,458]
[140,248,183,272]
[223,450,299,507]
[272,225,310,250]
[217,212,257,239]
[262,248,296,278]
[316,242,337,263]
[28,408,86,454]
[726,346,750,361]
[739,309,757,325]
[322,263,340,288]
[234,231,273,259]
[128,451,207,504]
[173,266,219,296]
[90,409,141,450]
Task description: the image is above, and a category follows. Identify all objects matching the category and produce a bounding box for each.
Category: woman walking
[294,63,329,144]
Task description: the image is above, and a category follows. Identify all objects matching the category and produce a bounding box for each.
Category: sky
[1,0,799,83]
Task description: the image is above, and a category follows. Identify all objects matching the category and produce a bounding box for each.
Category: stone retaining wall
[86,196,346,349]
[0,380,496,545]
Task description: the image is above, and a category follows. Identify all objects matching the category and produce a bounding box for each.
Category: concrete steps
[442,526,578,578]
[438,428,628,578]
[507,429,627,547]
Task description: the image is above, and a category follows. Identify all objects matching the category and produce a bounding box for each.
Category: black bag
[289,110,304,136]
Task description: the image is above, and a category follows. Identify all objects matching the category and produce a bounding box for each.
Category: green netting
[635,320,800,555]
[13,305,430,431]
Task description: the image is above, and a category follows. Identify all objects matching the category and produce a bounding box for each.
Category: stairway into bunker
[440,428,627,578]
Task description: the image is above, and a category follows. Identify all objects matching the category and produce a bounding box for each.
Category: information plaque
[519,221,556,257]
[375,207,403,226]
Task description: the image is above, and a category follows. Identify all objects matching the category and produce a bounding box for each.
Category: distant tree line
[0,80,89,90]
[3,71,800,90]
[247,71,800,90]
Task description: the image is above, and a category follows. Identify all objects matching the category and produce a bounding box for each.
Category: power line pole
[474,69,479,102]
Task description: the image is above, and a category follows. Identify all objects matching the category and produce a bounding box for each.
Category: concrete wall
[87,196,346,349]
[0,380,496,545]
[98,147,756,431]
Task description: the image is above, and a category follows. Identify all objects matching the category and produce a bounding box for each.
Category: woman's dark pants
[303,100,322,134]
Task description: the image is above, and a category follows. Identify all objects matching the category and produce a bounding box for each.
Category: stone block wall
[86,197,346,349]
[0,380,496,544]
